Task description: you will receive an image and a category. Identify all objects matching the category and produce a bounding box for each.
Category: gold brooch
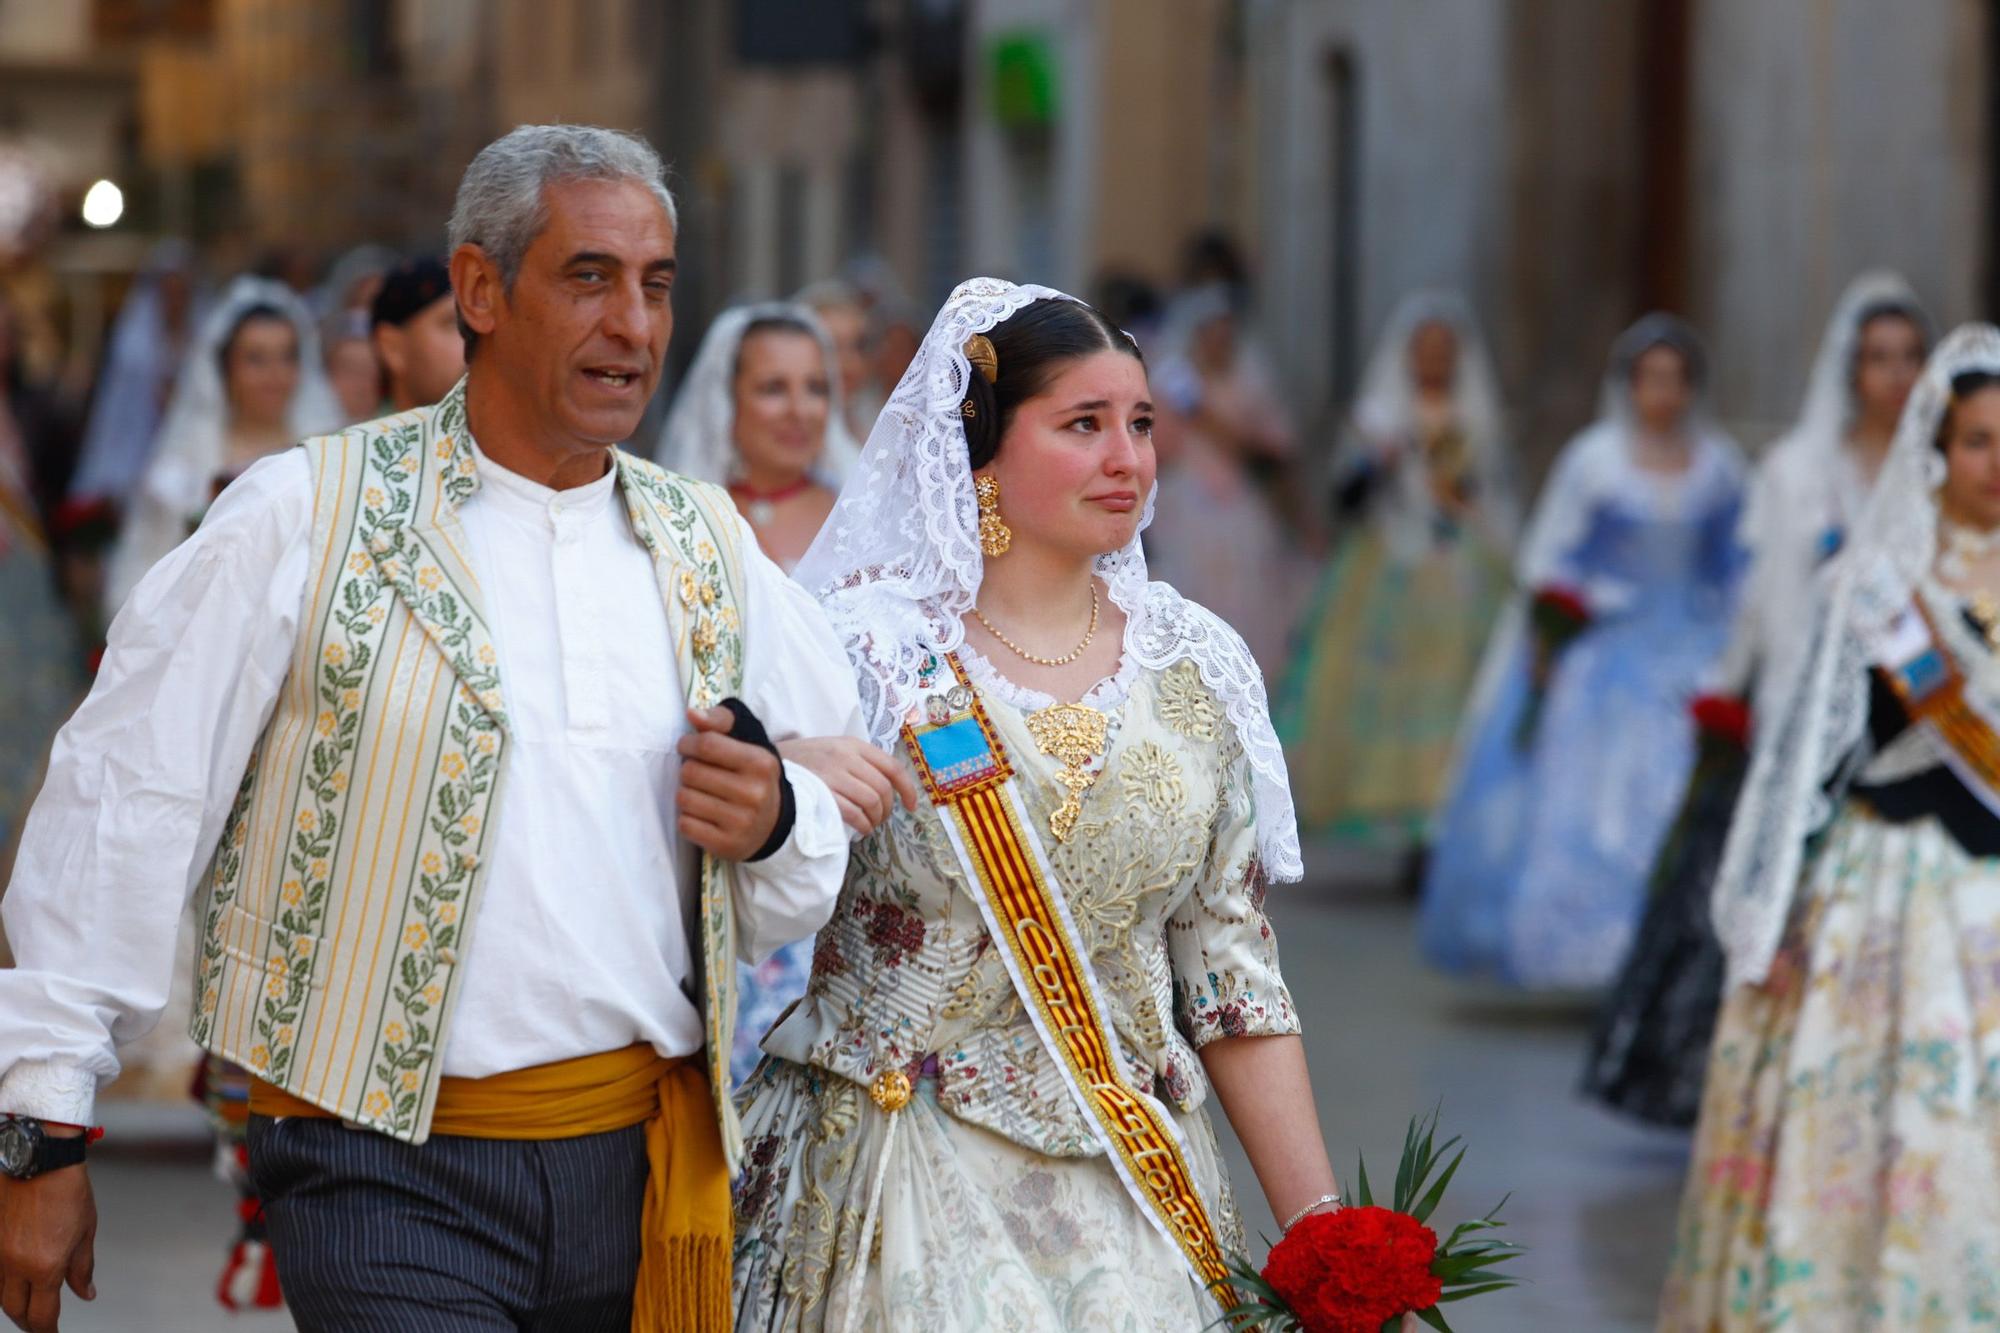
[1025,702,1108,842]
[870,1068,912,1113]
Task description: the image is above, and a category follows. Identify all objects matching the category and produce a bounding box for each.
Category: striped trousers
[247,1114,648,1331]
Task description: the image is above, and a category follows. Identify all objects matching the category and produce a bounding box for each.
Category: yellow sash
[252,1044,729,1333]
[901,656,1232,1294]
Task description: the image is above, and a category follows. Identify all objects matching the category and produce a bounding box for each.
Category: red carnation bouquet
[1213,1109,1522,1333]
[1514,584,1592,751]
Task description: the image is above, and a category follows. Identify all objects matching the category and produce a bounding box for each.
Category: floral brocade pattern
[1662,807,2000,1331]
[735,659,1292,1328]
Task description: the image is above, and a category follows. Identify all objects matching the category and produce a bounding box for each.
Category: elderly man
[0,125,861,1332]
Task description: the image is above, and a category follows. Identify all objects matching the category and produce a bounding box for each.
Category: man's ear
[371,324,407,383]
[449,243,502,343]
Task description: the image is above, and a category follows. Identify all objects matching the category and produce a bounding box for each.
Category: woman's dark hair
[1854,299,1928,341]
[962,298,1142,469]
[732,313,821,381]
[216,304,296,375]
[1936,369,2000,451]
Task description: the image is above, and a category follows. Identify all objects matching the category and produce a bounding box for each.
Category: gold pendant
[1025,703,1108,842]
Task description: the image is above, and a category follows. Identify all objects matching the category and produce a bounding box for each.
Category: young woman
[732,278,1354,1330]
[1421,315,1747,989]
[657,301,861,1084]
[1663,324,2000,1330]
[1582,275,1928,1126]
[1279,292,1516,851]
[103,275,339,615]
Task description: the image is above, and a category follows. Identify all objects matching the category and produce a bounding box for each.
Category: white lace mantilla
[1714,323,2000,987]
[793,276,1303,880]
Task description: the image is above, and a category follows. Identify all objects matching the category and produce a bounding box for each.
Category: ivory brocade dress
[730,652,1300,1331]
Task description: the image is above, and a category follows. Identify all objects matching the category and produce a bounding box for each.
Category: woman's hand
[777,737,919,836]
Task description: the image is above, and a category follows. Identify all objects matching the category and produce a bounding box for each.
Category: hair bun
[964,334,999,384]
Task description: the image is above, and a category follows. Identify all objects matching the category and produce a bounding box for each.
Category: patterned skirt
[1660,807,2000,1331]
[1277,531,1507,845]
[731,1059,1241,1331]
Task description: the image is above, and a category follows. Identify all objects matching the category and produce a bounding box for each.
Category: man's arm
[679,518,864,964]
[0,450,311,1123]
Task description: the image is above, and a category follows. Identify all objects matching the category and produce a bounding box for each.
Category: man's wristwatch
[0,1116,88,1180]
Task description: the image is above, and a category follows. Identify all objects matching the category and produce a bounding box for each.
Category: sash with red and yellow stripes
[900,655,1233,1296]
[1877,596,2000,807]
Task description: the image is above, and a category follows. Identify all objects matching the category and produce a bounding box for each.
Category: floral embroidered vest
[189,380,753,1160]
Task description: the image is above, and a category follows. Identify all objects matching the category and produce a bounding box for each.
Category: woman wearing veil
[1582,275,1928,1126]
[1277,292,1515,850]
[657,300,861,1086]
[731,278,1352,1330]
[1420,315,1747,988]
[1662,324,2000,1330]
[102,275,339,617]
[657,301,860,572]
[1145,284,1305,675]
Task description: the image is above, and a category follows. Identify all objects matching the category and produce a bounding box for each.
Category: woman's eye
[1067,416,1099,433]
[1133,415,1155,435]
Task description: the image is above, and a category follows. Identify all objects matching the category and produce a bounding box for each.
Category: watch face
[0,1124,29,1176]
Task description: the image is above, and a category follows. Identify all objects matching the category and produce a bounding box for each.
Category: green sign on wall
[988,30,1059,129]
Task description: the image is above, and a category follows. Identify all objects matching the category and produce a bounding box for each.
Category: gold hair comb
[964,334,999,384]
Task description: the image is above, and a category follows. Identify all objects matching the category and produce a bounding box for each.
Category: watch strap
[35,1131,87,1174]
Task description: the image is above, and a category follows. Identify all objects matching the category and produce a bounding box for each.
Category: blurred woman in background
[1279,292,1516,857]
[1421,315,1746,990]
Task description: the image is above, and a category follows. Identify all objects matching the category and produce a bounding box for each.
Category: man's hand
[0,1160,96,1333]
[777,737,919,836]
[677,706,785,860]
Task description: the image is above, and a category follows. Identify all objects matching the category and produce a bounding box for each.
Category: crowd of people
[0,119,1991,1332]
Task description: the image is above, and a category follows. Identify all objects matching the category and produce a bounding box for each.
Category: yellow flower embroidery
[401,1071,420,1093]
[324,644,346,666]
[477,689,502,712]
[691,618,718,657]
[316,711,336,737]
[365,1090,392,1118]
[435,437,454,461]
[422,985,442,1006]
[677,570,698,607]
[1118,742,1187,814]
[418,566,443,591]
[367,606,386,624]
[459,851,478,870]
[460,815,481,837]
[697,542,716,562]
[440,753,466,779]
[1158,663,1222,742]
[276,1025,293,1046]
[348,553,373,575]
[309,859,328,881]
[403,924,428,950]
[437,903,457,924]
[364,486,387,510]
[384,1022,406,1044]
[267,953,288,977]
[282,879,304,906]
[329,771,348,794]
[293,936,313,957]
[698,579,718,607]
[422,851,443,876]
[297,809,317,832]
[265,974,286,1000]
[202,987,219,1014]
[720,607,740,630]
[341,689,361,712]
[249,1046,270,1071]
[477,644,496,666]
[398,456,419,475]
[475,734,497,755]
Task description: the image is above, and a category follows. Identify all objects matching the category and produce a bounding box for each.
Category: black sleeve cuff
[719,697,796,863]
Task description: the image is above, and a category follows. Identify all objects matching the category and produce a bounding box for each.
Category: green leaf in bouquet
[1354,1149,1375,1208]
[1437,1281,1522,1303]
[1410,1143,1465,1224]
[1414,1306,1455,1332]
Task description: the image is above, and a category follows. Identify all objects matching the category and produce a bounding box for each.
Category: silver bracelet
[1281,1193,1343,1232]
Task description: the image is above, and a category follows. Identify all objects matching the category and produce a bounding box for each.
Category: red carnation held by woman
[1261,1205,1443,1333]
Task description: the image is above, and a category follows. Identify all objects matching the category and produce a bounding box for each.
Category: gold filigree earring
[975,475,1012,557]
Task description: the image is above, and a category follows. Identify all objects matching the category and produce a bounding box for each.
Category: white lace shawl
[791,276,1304,881]
[1714,322,2000,988]
[651,300,862,486]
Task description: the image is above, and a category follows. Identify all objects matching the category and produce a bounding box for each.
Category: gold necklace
[973,584,1100,667]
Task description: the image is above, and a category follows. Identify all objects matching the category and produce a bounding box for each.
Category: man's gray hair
[448,125,677,350]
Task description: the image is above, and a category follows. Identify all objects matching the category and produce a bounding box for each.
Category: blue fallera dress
[1420,421,1747,989]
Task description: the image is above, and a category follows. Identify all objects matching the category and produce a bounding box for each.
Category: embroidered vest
[189,381,753,1159]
